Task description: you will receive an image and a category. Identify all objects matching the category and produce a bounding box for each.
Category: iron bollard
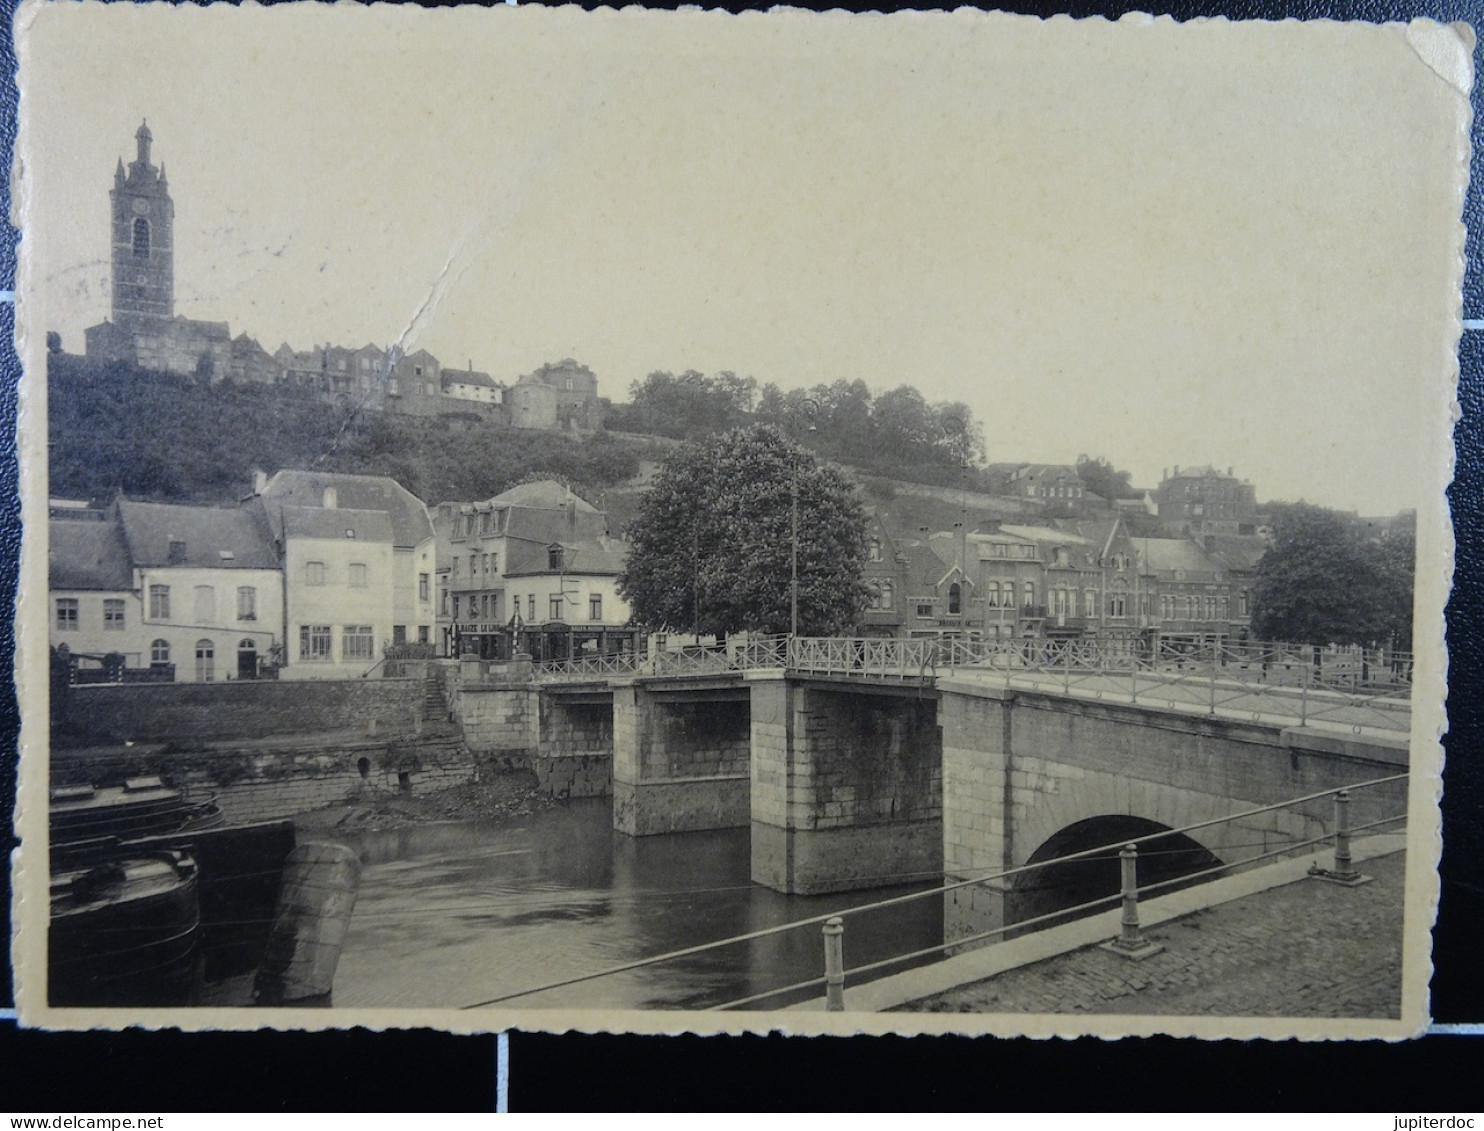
[1332,789,1358,881]
[1118,844,1144,949]
[1101,843,1164,958]
[823,916,845,1012]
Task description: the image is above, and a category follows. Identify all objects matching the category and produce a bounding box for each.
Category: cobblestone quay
[902,851,1405,1018]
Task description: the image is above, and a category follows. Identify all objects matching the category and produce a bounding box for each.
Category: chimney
[323,486,337,509]
[251,468,267,495]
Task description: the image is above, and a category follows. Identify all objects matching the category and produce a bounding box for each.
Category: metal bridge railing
[457,773,1407,1013]
[531,634,1413,734]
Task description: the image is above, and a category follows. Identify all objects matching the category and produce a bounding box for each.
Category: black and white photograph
[10,1,1466,1036]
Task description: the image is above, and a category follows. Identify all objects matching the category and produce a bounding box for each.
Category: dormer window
[548,546,565,571]
[168,539,186,565]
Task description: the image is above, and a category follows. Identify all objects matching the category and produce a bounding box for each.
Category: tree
[619,426,870,636]
[1075,454,1139,501]
[1250,503,1413,648]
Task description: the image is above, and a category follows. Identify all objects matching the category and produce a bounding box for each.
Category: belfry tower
[110,120,174,333]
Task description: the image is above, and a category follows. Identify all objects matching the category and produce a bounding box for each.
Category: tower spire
[135,119,152,167]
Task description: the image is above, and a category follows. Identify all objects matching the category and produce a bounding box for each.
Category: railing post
[1333,789,1357,880]
[823,916,845,1012]
[1209,652,1218,715]
[1100,844,1164,959]
[1301,661,1311,726]
[1308,787,1372,886]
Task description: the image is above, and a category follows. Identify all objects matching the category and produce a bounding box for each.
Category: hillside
[48,357,648,508]
[50,358,1111,542]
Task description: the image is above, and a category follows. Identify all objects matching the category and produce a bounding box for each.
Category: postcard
[10,1,1468,1036]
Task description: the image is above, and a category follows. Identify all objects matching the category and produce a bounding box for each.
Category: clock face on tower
[131,199,149,216]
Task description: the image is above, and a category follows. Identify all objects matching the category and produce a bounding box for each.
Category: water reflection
[331,798,942,1010]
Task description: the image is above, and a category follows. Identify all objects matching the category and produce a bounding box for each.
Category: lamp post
[942,414,970,635]
[789,398,820,637]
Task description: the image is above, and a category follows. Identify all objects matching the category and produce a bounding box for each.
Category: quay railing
[457,773,1407,1013]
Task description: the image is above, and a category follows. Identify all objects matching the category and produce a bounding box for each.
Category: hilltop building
[1156,465,1259,537]
[71,124,596,430]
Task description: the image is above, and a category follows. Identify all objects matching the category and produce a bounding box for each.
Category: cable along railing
[458,773,1407,1013]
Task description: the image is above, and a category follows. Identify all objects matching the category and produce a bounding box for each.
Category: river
[331,797,944,1011]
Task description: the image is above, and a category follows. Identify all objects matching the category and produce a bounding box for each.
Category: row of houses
[857,512,1268,650]
[50,470,437,683]
[49,466,1269,684]
[49,472,638,683]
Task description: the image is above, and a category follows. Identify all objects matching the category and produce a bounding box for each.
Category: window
[104,598,125,631]
[880,581,894,610]
[348,563,367,589]
[482,594,491,619]
[548,546,565,571]
[440,587,449,615]
[469,555,477,578]
[1085,589,1097,617]
[56,598,78,631]
[150,639,170,667]
[589,594,603,621]
[550,595,563,621]
[393,625,407,645]
[1109,592,1126,618]
[193,585,216,623]
[451,558,460,578]
[948,583,962,615]
[916,603,934,618]
[1239,590,1250,617]
[452,596,461,619]
[306,561,326,586]
[1023,582,1035,609]
[299,624,332,661]
[419,573,430,602]
[236,586,256,621]
[418,626,430,644]
[481,554,490,576]
[869,539,882,562]
[132,217,150,258]
[195,639,215,683]
[149,584,170,619]
[489,552,498,574]
[342,625,375,661]
[528,595,536,620]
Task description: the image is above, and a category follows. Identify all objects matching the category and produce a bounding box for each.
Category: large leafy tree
[619,426,870,636]
[1250,503,1414,649]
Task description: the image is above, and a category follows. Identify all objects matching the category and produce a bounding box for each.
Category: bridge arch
[1006,815,1222,928]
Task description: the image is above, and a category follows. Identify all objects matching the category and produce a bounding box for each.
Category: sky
[16,4,1468,515]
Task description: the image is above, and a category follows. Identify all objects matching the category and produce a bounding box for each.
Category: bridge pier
[748,675,942,895]
[537,691,613,798]
[612,681,752,836]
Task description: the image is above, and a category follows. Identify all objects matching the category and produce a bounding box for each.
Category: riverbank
[292,768,560,833]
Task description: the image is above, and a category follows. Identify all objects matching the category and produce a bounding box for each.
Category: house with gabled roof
[432,480,634,661]
[50,499,283,682]
[253,469,436,677]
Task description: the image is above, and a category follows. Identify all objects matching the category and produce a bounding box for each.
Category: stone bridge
[449,637,1411,914]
